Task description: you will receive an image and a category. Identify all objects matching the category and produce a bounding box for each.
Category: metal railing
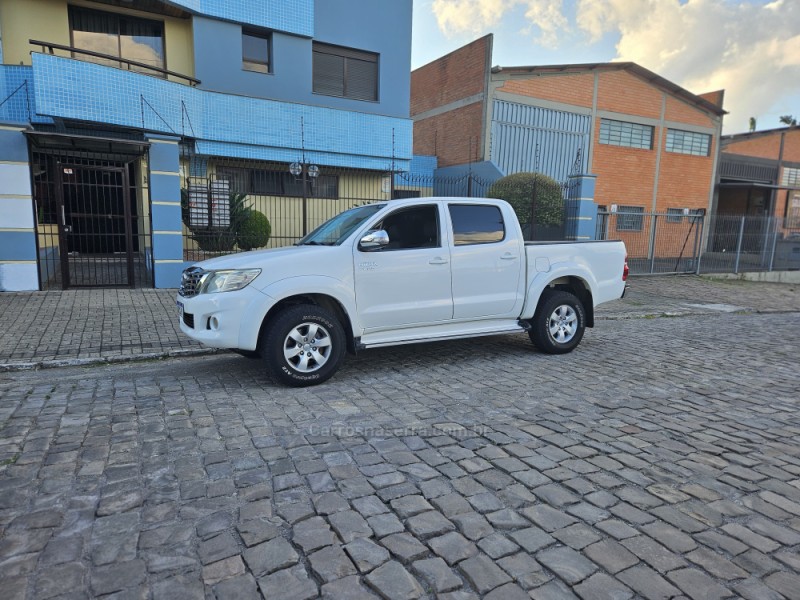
[30,39,200,86]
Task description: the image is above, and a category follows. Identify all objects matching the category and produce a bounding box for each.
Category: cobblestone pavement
[1,275,798,369]
[0,298,799,599]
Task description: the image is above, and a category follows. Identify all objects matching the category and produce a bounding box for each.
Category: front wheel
[529,290,586,354]
[262,304,345,387]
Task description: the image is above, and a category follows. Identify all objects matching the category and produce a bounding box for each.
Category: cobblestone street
[0,282,799,599]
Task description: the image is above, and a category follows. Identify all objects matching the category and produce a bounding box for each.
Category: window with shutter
[313,42,378,101]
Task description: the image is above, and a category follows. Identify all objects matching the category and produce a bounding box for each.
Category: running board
[358,320,528,349]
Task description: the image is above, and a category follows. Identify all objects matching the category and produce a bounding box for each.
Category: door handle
[429,258,449,265]
[500,253,518,260]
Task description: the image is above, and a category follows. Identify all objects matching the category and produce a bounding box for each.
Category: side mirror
[359,229,390,250]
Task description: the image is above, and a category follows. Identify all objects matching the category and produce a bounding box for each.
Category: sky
[410,0,800,135]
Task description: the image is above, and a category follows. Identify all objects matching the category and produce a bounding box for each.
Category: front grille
[183,312,195,328]
[179,267,205,297]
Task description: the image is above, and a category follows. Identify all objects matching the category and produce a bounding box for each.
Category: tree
[779,115,797,127]
[487,172,564,239]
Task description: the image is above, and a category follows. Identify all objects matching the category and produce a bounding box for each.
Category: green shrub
[487,172,565,228]
[190,228,238,252]
[237,210,272,250]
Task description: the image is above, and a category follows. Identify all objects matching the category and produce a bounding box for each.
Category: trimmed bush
[487,172,565,228]
[237,210,272,250]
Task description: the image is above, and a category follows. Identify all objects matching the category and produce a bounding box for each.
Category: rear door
[447,203,525,319]
[353,203,453,331]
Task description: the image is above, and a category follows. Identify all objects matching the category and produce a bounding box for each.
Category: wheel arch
[257,293,357,354]
[532,275,595,328]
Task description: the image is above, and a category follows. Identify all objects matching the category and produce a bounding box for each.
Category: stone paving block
[366,560,424,600]
[293,516,337,552]
[431,493,473,518]
[257,567,318,600]
[34,562,86,599]
[321,575,381,600]
[485,508,529,530]
[380,533,429,563]
[91,559,146,596]
[477,532,519,559]
[536,545,598,585]
[583,539,639,574]
[732,548,782,577]
[391,495,434,518]
[412,556,462,593]
[243,537,299,577]
[153,573,205,600]
[621,535,687,573]
[552,523,602,549]
[429,531,478,565]
[508,526,555,553]
[667,567,735,600]
[406,510,455,539]
[198,531,239,565]
[496,552,549,589]
[314,492,350,515]
[721,523,781,553]
[459,553,512,594]
[451,511,494,541]
[617,565,681,600]
[344,537,391,573]
[237,518,281,547]
[213,573,260,600]
[329,509,373,543]
[686,547,748,580]
[203,555,246,585]
[484,582,530,600]
[573,572,634,600]
[309,544,358,583]
[529,579,580,600]
[521,504,577,532]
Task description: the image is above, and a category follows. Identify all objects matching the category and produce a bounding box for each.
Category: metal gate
[596,209,706,275]
[32,151,152,289]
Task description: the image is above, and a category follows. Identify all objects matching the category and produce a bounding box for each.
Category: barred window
[599,119,653,150]
[781,167,800,187]
[216,167,339,199]
[666,129,711,156]
[666,208,685,223]
[616,206,644,231]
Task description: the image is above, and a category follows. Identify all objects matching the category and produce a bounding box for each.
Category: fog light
[209,316,220,330]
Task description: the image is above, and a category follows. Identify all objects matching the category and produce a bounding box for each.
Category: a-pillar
[565,174,599,241]
[148,134,184,288]
[0,126,38,291]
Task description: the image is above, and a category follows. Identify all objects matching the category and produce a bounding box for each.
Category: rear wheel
[529,290,586,354]
[262,304,345,386]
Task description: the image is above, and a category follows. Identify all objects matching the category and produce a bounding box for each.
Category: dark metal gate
[32,148,152,289]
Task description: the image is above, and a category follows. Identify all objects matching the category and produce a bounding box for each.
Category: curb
[0,347,221,373]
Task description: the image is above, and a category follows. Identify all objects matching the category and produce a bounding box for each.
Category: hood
[194,245,328,270]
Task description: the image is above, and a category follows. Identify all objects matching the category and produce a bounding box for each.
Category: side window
[376,205,439,251]
[449,204,505,245]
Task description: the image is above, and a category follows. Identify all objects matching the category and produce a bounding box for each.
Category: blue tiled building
[0,0,414,290]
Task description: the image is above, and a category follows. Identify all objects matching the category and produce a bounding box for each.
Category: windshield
[296,203,386,246]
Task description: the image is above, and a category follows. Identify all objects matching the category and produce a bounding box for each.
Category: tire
[529,290,586,354]
[262,304,345,387]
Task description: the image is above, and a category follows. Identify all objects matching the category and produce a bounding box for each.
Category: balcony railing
[30,39,200,87]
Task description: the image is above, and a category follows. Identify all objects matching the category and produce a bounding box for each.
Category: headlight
[200,269,261,294]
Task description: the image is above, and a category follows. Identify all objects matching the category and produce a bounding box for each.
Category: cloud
[430,0,800,132]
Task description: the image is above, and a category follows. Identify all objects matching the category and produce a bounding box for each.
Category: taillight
[623,255,629,282]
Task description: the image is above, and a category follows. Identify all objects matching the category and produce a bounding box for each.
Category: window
[786,193,800,228]
[666,129,711,156]
[313,42,378,101]
[69,6,165,74]
[616,206,644,231]
[666,208,685,223]
[242,29,271,73]
[377,206,439,250]
[218,166,339,199]
[599,119,653,150]
[449,204,505,245]
[781,167,800,187]
[392,190,421,200]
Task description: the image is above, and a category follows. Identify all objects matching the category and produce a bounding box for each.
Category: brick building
[718,127,800,227]
[411,35,726,226]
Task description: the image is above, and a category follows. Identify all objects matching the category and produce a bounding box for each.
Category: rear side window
[449,204,505,245]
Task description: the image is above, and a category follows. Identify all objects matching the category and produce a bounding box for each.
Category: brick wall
[413,103,484,167]
[497,73,594,109]
[724,129,800,162]
[597,70,662,119]
[410,35,490,116]
[665,95,716,128]
[657,136,716,211]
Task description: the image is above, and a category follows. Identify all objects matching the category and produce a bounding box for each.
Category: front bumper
[177,286,270,350]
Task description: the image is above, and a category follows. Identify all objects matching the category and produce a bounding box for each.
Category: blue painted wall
[193,1,411,118]
[30,53,412,169]
[169,0,313,36]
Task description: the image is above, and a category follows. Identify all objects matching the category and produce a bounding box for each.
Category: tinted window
[449,204,505,245]
[377,205,439,250]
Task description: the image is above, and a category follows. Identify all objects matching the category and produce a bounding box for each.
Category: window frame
[599,118,653,150]
[312,42,379,102]
[615,206,645,232]
[666,208,685,223]
[242,28,272,74]
[665,129,711,157]
[448,203,507,246]
[370,205,440,251]
[68,5,166,75]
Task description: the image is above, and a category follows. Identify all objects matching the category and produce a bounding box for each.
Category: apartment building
[0,0,413,290]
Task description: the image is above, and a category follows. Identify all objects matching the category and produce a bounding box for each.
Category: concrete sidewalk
[1,275,798,371]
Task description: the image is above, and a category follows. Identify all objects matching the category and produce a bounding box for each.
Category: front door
[354,204,453,331]
[57,164,134,288]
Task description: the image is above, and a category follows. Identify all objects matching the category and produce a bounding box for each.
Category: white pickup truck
[177,197,627,386]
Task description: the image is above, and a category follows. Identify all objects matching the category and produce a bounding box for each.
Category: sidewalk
[1,275,798,370]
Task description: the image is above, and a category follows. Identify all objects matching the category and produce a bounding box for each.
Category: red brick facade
[411,37,725,216]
